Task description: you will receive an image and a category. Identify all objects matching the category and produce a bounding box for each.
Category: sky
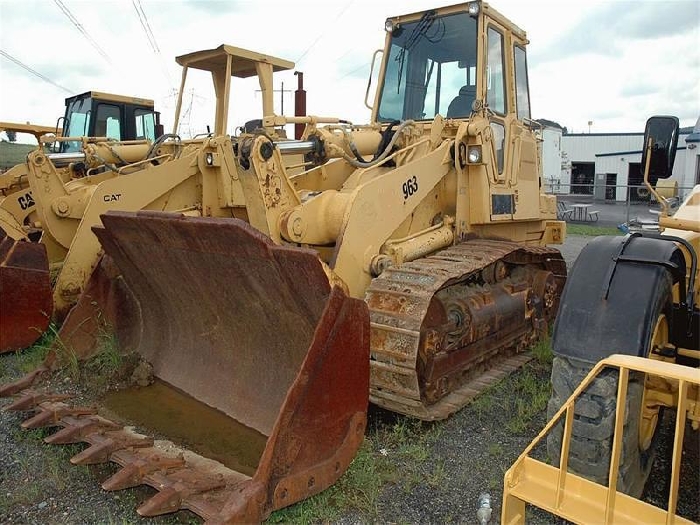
[0,0,698,143]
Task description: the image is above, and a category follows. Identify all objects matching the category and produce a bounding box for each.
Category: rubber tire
[546,271,672,498]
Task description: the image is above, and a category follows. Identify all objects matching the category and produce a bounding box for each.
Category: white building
[542,118,699,202]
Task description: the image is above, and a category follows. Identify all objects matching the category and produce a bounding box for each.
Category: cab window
[486,27,506,115]
[135,109,157,141]
[95,104,122,140]
[514,45,531,120]
[377,11,478,121]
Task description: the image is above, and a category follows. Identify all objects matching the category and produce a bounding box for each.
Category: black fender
[552,235,686,364]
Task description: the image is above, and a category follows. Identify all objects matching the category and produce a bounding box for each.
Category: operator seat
[447,85,476,118]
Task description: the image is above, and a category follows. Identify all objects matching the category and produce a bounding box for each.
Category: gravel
[1,234,697,524]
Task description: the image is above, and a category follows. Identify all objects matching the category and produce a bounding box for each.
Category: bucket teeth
[70,431,154,465]
[44,416,121,444]
[137,473,227,517]
[103,455,186,491]
[5,392,71,412]
[137,486,182,517]
[0,367,48,397]
[20,403,97,429]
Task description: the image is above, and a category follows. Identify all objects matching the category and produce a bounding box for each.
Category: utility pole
[255,82,293,115]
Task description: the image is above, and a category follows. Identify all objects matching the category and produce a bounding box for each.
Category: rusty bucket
[10,211,370,522]
[0,227,52,352]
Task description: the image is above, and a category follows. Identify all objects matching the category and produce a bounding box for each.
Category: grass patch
[505,367,551,433]
[567,223,621,236]
[14,323,57,373]
[266,438,394,523]
[267,414,444,523]
[83,331,122,379]
[471,338,554,435]
[0,141,35,170]
[531,338,553,366]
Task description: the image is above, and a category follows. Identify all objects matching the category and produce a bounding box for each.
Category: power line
[132,0,160,54]
[53,0,112,64]
[131,0,174,86]
[295,0,354,65]
[338,62,368,81]
[0,50,74,94]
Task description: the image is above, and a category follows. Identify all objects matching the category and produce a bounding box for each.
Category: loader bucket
[0,226,52,352]
[45,210,370,521]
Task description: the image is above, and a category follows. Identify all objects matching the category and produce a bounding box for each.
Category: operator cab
[59,91,162,153]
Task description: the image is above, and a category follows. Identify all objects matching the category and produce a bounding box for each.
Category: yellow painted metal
[0,121,58,139]
[83,91,154,107]
[640,313,669,449]
[502,355,700,525]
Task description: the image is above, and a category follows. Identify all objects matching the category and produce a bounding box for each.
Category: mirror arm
[642,136,669,219]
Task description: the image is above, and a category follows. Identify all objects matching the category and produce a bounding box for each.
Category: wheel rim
[639,313,669,450]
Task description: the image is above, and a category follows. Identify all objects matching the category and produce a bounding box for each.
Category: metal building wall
[562,133,644,162]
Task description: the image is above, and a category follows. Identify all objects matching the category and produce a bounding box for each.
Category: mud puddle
[101,379,266,477]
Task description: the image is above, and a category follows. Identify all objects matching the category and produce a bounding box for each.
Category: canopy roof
[175,44,294,78]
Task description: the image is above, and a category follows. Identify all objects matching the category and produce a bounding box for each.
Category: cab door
[485,20,539,221]
[484,21,515,221]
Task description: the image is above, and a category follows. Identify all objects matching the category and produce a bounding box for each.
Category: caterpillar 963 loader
[1,1,567,521]
[0,58,291,352]
[502,116,699,524]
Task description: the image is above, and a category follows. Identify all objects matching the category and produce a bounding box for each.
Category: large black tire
[546,271,673,497]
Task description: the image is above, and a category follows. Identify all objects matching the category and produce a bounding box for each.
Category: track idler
[0,226,52,352]
[1,210,370,522]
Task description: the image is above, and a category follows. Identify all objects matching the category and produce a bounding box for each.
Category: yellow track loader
[2,1,568,521]
[0,91,160,198]
[502,116,699,523]
[0,91,161,350]
[0,60,291,352]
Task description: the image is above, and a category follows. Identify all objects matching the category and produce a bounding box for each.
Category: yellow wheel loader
[502,116,699,524]
[2,1,568,521]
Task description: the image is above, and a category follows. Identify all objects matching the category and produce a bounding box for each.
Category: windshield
[62,96,92,153]
[377,11,478,122]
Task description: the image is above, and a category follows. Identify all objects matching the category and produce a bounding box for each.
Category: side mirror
[641,115,679,183]
[365,49,383,111]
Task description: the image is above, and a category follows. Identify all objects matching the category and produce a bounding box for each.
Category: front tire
[546,271,672,497]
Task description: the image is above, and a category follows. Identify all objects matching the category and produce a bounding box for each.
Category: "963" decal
[402,176,418,200]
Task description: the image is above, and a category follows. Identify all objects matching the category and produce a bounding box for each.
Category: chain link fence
[544,182,696,229]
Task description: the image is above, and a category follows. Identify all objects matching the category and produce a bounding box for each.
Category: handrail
[502,354,698,525]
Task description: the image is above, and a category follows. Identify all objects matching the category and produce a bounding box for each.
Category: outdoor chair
[557,201,573,220]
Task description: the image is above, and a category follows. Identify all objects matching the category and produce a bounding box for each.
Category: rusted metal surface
[294,71,306,140]
[56,253,139,361]
[1,210,371,522]
[366,239,566,420]
[0,227,52,352]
